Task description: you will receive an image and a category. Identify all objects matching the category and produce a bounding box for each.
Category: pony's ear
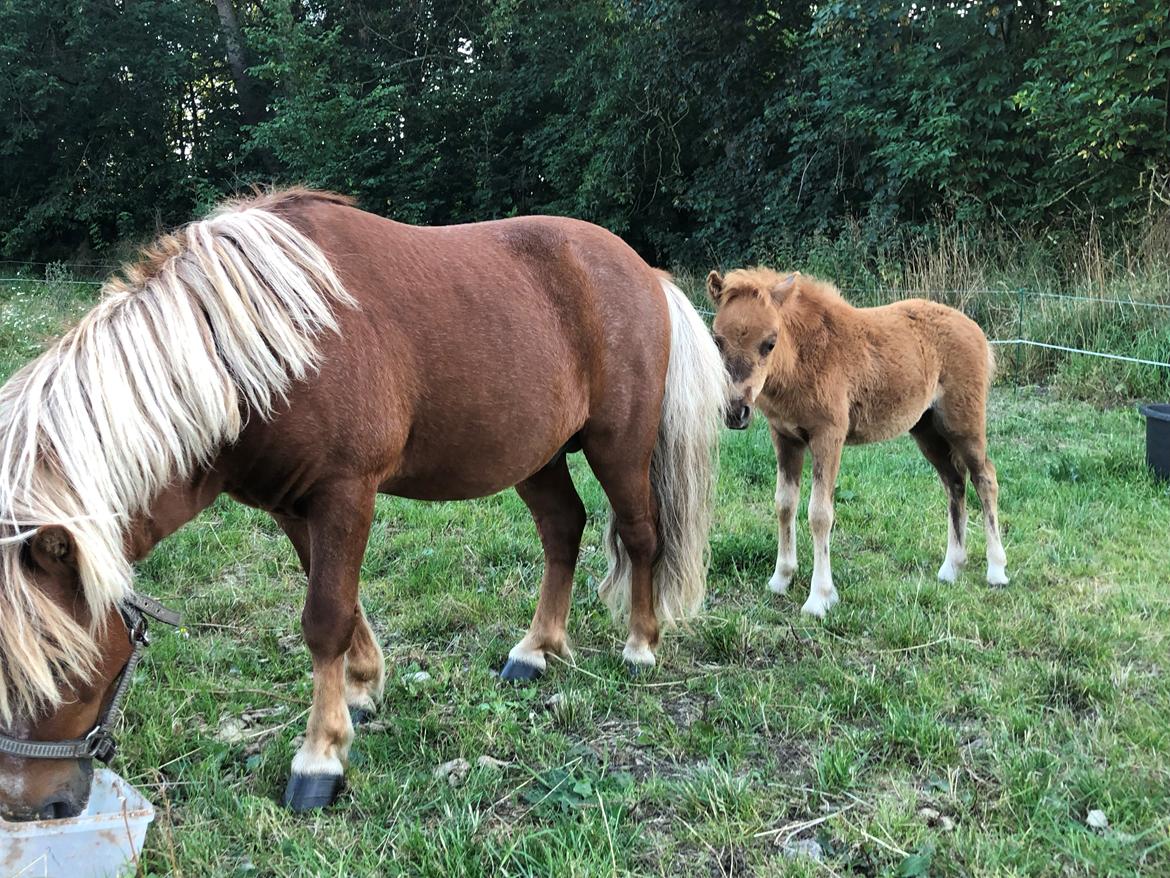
[706,271,725,305]
[28,525,77,573]
[769,272,799,306]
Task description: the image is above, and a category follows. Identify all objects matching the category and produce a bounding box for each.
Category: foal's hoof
[348,706,375,726]
[282,772,344,812]
[801,587,839,619]
[499,658,543,682]
[986,571,1010,588]
[768,570,793,595]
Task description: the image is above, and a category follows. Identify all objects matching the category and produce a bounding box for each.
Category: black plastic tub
[1140,404,1170,481]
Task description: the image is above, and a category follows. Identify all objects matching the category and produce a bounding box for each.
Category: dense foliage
[1,1,1167,267]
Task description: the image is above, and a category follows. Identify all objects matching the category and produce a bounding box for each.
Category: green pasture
[1,280,1169,876]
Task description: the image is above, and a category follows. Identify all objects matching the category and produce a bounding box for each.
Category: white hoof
[801,588,839,618]
[768,568,794,594]
[987,565,1009,587]
[937,563,958,583]
[291,745,347,777]
[622,641,656,668]
[507,643,549,673]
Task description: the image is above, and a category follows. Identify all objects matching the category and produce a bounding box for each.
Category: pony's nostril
[37,796,80,821]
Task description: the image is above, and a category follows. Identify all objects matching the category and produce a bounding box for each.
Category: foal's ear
[28,525,77,573]
[769,272,799,306]
[706,271,725,305]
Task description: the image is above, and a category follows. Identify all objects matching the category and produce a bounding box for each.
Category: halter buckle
[128,614,150,645]
[84,726,117,764]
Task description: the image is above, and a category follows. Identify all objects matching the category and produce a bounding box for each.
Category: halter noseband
[0,592,181,764]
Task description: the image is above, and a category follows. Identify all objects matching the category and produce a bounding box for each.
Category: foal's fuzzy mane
[720,268,846,308]
[0,191,355,722]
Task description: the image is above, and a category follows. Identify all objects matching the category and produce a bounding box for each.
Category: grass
[2,279,1170,876]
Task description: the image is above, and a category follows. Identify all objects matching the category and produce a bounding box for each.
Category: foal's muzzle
[726,401,751,430]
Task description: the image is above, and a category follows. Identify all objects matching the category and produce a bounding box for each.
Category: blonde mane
[0,195,355,722]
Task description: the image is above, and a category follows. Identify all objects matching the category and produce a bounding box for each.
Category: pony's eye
[760,339,776,356]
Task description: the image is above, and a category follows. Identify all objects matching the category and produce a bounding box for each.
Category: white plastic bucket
[0,769,154,878]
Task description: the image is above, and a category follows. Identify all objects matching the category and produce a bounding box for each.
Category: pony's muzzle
[0,758,92,822]
[726,400,752,430]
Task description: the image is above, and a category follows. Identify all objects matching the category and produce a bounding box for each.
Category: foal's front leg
[768,427,806,595]
[283,480,375,812]
[802,431,844,618]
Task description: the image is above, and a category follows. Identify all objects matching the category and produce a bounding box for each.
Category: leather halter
[0,592,181,764]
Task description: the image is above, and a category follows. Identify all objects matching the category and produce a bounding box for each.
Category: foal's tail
[600,278,727,626]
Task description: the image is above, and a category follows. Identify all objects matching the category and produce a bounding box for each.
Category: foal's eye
[760,339,776,357]
[713,336,726,353]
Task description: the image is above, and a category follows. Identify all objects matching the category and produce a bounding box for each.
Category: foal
[707,268,1008,617]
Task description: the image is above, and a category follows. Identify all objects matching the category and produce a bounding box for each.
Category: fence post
[1013,287,1025,381]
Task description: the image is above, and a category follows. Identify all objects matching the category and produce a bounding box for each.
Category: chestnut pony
[707,268,1008,617]
[0,190,725,817]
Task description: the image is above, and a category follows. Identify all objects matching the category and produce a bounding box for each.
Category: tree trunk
[213,0,265,128]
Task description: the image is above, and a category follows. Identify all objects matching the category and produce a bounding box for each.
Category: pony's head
[705,268,798,429]
[0,524,134,820]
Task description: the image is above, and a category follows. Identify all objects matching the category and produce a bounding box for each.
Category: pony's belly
[380,420,579,501]
[383,466,539,501]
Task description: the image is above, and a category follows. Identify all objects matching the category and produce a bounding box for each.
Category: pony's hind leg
[951,435,1009,586]
[274,513,384,724]
[802,431,845,618]
[768,427,806,594]
[910,415,969,582]
[280,479,376,812]
[588,440,660,671]
[501,455,586,681]
[343,604,385,724]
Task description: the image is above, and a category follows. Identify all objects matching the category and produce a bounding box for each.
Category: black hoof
[624,661,644,678]
[499,658,543,682]
[282,772,344,813]
[349,706,374,726]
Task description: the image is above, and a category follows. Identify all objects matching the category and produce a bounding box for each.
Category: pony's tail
[599,278,727,626]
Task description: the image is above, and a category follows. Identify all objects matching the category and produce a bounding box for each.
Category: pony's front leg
[801,432,844,618]
[273,513,385,724]
[344,603,386,724]
[283,480,375,813]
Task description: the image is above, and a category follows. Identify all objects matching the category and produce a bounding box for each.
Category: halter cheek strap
[0,592,182,763]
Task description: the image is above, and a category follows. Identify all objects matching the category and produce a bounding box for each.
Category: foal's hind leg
[768,427,806,595]
[910,416,969,582]
[950,434,1009,586]
[274,513,385,724]
[500,455,587,681]
[278,480,376,812]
